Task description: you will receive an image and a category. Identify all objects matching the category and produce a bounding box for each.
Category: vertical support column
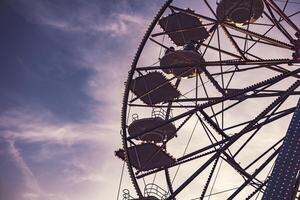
[262,98,300,200]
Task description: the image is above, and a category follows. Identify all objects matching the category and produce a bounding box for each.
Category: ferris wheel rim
[119,0,300,199]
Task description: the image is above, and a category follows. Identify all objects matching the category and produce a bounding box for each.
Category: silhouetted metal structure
[160,42,206,78]
[262,98,300,200]
[127,109,177,143]
[159,11,209,46]
[130,72,180,105]
[116,0,300,199]
[216,0,264,25]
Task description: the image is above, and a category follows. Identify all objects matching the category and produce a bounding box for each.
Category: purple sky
[0,0,163,199]
[1,0,300,200]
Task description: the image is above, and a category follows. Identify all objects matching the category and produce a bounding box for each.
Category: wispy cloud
[42,13,146,37]
[7,140,42,198]
[1,108,119,145]
[8,0,146,37]
[93,13,146,37]
[63,159,105,184]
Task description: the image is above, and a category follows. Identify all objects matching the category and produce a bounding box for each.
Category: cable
[190,187,240,200]
[117,161,126,200]
[171,119,199,184]
[207,159,223,200]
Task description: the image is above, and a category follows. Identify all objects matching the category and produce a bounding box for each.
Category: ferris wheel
[115,0,300,199]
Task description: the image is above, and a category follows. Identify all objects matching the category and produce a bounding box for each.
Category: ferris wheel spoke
[197,112,236,168]
[236,82,300,145]
[242,105,296,133]
[289,10,300,19]
[198,73,222,126]
[165,155,220,200]
[202,27,217,57]
[128,103,197,108]
[174,112,194,133]
[242,51,300,79]
[197,118,228,199]
[174,127,221,177]
[250,22,274,26]
[172,66,295,103]
[136,59,299,72]
[170,119,199,185]
[170,70,299,116]
[203,0,218,19]
[191,187,239,199]
[223,22,294,50]
[148,37,171,51]
[221,152,264,185]
[264,5,295,42]
[199,109,229,139]
[222,25,249,60]
[244,137,283,171]
[242,12,292,54]
[165,131,255,199]
[223,106,295,132]
[231,86,295,159]
[179,139,229,163]
[166,140,248,198]
[231,33,290,49]
[280,0,289,15]
[197,113,220,147]
[244,25,277,53]
[168,97,222,103]
[211,65,270,76]
[199,42,243,59]
[200,67,300,111]
[217,25,226,90]
[199,157,219,200]
[195,83,299,169]
[264,0,300,33]
[245,180,268,200]
[151,23,215,38]
[206,80,291,120]
[227,148,280,199]
[264,65,300,78]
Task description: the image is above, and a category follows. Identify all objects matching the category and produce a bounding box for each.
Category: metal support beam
[262,98,300,199]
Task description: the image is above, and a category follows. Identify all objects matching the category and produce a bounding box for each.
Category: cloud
[1,108,119,146]
[7,0,147,37]
[42,12,146,37]
[93,13,146,37]
[2,112,120,200]
[7,140,42,198]
[63,159,105,184]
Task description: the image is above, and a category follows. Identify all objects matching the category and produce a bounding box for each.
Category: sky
[0,0,164,199]
[1,0,300,200]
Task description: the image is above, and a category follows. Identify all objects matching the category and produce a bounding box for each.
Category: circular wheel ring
[120,0,300,199]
